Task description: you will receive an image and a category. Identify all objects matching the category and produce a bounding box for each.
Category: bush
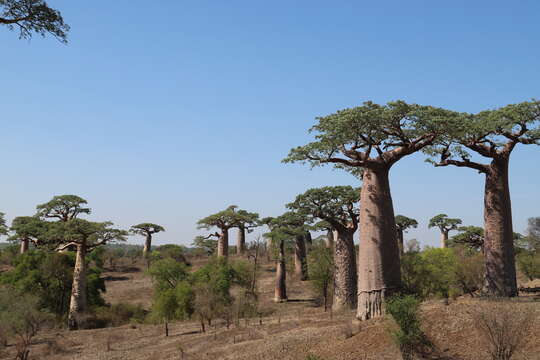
[517,251,540,281]
[93,303,147,328]
[148,258,190,292]
[308,244,333,311]
[386,295,429,360]
[470,301,535,360]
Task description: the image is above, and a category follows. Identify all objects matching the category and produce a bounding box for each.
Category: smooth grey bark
[20,238,29,254]
[68,244,88,330]
[325,229,335,249]
[217,230,229,258]
[294,234,308,280]
[237,225,246,255]
[333,230,357,311]
[142,233,152,257]
[483,158,517,296]
[357,167,401,321]
[440,230,449,248]
[274,239,287,302]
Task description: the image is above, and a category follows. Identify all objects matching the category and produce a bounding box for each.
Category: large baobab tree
[395,215,418,256]
[428,214,462,248]
[130,223,165,257]
[288,186,360,311]
[233,209,259,256]
[36,195,91,222]
[426,100,540,297]
[284,100,454,320]
[9,216,49,254]
[197,206,244,258]
[47,219,127,329]
[0,0,69,42]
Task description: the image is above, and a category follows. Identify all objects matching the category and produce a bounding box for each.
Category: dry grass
[4,257,540,360]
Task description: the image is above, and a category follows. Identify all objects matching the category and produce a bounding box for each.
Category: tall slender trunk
[483,158,517,297]
[68,244,88,330]
[237,225,246,255]
[20,238,29,254]
[357,167,401,321]
[333,230,357,311]
[325,229,334,249]
[266,236,273,261]
[142,233,152,257]
[397,229,404,256]
[440,230,449,248]
[274,239,287,302]
[294,234,308,280]
[217,229,229,258]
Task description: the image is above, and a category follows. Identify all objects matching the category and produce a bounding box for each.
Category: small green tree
[148,258,190,292]
[395,215,418,255]
[130,223,165,257]
[308,244,333,311]
[428,214,462,248]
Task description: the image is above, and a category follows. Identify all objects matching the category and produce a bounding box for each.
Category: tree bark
[68,244,88,330]
[440,230,449,248]
[294,234,308,280]
[217,229,229,258]
[142,233,152,257]
[333,230,357,311]
[325,229,334,249]
[357,167,401,320]
[274,239,287,302]
[483,158,517,297]
[266,236,273,261]
[237,225,246,255]
[397,229,404,256]
[20,238,29,254]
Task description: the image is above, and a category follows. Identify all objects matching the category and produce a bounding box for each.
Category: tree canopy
[450,226,485,251]
[47,219,127,251]
[197,205,243,233]
[0,212,7,236]
[395,215,419,232]
[36,195,91,222]
[9,216,49,246]
[0,0,69,42]
[130,223,165,236]
[283,100,456,173]
[286,186,359,232]
[428,214,462,232]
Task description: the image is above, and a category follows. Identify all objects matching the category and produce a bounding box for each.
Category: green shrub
[386,295,429,360]
[517,251,540,281]
[308,244,333,310]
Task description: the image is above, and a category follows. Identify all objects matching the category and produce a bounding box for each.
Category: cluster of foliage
[401,247,484,299]
[0,250,105,317]
[307,242,334,311]
[386,295,430,360]
[515,217,540,281]
[149,257,256,334]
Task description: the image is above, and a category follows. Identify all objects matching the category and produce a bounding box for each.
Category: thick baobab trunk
[304,231,312,251]
[440,230,449,248]
[266,236,273,261]
[333,230,357,311]
[274,240,287,302]
[20,238,29,254]
[68,244,88,330]
[397,229,404,256]
[483,158,517,297]
[142,233,152,257]
[217,230,229,258]
[325,229,334,249]
[294,234,308,280]
[357,167,401,321]
[237,225,246,255]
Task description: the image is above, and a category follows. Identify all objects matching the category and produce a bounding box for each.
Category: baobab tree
[46,219,127,329]
[314,220,335,249]
[9,216,49,254]
[428,214,462,248]
[197,206,244,258]
[451,226,485,252]
[36,195,91,222]
[0,212,7,238]
[130,223,165,257]
[263,212,308,301]
[287,186,360,311]
[426,100,540,297]
[233,209,259,256]
[284,100,455,320]
[395,215,418,256]
[0,0,69,42]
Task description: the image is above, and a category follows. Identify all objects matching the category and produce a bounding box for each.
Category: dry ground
[2,257,540,360]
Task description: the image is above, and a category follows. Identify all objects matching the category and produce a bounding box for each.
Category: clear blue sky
[1,0,539,247]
